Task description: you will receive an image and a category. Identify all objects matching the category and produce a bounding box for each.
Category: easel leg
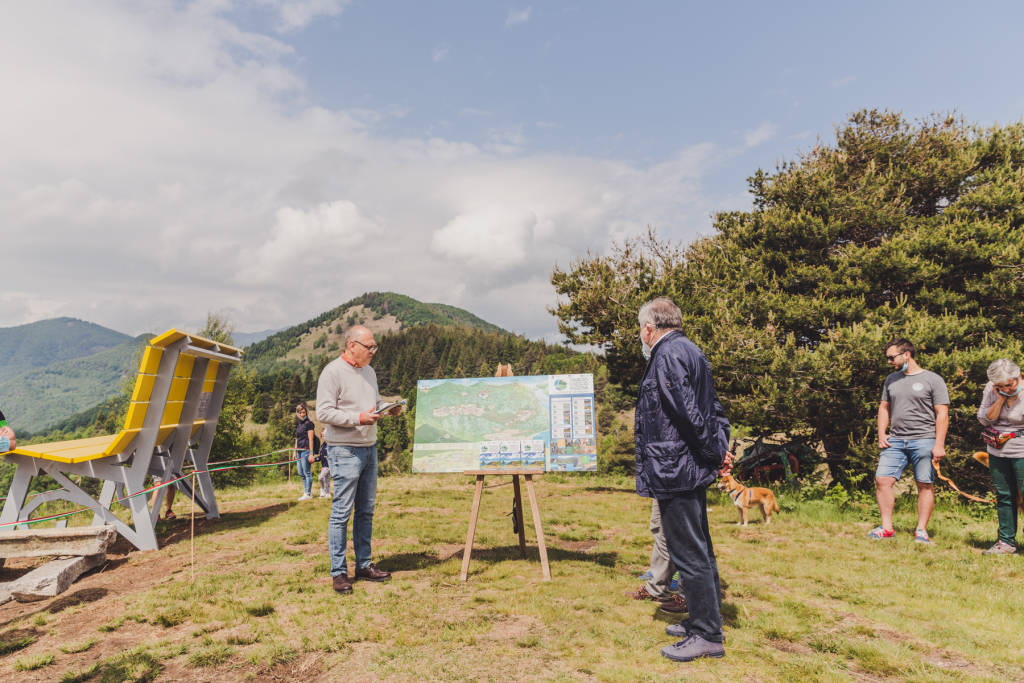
[460,475,485,582]
[512,475,527,558]
[524,474,551,581]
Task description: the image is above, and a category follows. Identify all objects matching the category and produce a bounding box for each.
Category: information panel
[412,373,597,473]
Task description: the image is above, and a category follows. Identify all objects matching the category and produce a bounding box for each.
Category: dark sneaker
[661,634,725,662]
[665,621,691,639]
[657,593,687,614]
[333,574,353,594]
[982,540,1017,555]
[355,563,391,582]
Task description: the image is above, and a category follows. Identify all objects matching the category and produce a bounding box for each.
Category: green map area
[413,376,550,473]
[415,377,548,443]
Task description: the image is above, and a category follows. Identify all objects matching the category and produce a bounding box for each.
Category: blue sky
[290,2,1024,162]
[2,1,1022,340]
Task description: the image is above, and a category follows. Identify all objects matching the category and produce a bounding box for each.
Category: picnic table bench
[0,330,242,551]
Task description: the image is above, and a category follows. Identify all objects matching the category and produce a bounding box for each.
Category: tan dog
[494,363,513,377]
[717,474,779,525]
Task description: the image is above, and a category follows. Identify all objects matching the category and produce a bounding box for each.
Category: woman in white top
[976,358,1024,554]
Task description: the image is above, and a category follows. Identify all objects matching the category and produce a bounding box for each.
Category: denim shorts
[876,438,936,483]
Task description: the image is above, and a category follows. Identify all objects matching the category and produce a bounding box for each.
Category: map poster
[412,373,598,473]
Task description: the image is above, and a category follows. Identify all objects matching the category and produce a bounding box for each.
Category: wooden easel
[460,469,550,582]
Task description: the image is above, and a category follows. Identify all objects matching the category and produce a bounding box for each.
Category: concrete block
[9,554,105,602]
[0,525,116,559]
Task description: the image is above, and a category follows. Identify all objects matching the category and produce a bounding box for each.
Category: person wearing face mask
[977,358,1024,554]
[633,297,732,663]
[871,338,949,543]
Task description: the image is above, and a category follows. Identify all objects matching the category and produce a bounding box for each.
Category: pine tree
[552,110,1024,489]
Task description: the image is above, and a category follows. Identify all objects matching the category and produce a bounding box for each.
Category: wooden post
[460,469,548,582]
[524,474,551,581]
[459,475,485,581]
[512,475,527,558]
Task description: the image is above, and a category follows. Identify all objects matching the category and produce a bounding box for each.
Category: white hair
[638,297,682,329]
[987,358,1021,384]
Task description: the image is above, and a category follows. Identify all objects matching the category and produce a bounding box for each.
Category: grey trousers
[645,498,674,598]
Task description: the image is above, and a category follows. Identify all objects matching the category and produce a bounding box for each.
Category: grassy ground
[0,473,1022,681]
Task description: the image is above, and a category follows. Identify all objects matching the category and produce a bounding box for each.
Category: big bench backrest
[121,330,242,462]
[0,329,242,552]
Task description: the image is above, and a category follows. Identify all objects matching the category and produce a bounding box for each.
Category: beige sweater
[977,382,1024,459]
[316,356,383,447]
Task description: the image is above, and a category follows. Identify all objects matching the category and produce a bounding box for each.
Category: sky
[2,1,1023,341]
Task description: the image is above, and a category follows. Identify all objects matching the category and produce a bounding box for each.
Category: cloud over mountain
[1,2,722,340]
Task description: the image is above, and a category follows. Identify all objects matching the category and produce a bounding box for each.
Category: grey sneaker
[665,621,691,638]
[661,634,725,662]
[665,623,727,642]
[982,540,1017,555]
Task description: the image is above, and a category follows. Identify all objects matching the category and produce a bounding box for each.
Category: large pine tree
[552,110,1024,488]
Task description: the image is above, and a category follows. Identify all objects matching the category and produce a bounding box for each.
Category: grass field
[0,473,1022,681]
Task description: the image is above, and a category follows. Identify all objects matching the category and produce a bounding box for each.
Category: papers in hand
[372,399,407,415]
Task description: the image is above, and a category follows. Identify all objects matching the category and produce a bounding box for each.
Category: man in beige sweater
[316,325,401,594]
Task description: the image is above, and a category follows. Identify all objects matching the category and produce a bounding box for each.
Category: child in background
[314,428,331,498]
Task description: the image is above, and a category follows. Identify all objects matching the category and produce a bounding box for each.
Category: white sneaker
[297,493,312,501]
[319,491,330,498]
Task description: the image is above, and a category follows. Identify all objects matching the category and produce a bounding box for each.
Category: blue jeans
[658,489,723,643]
[327,445,378,576]
[877,438,936,483]
[296,450,313,495]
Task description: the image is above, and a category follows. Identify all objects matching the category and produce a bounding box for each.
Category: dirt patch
[555,539,599,552]
[767,638,814,656]
[485,614,539,640]
[256,651,330,681]
[435,543,464,561]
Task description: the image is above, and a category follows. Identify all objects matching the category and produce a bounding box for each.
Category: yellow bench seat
[9,434,123,464]
[9,420,211,464]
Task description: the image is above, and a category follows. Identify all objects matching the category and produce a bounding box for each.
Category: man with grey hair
[634,297,731,662]
[317,325,402,594]
[977,357,1024,554]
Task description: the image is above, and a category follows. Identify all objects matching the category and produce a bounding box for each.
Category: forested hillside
[0,317,130,382]
[245,323,616,475]
[11,294,630,493]
[244,292,504,370]
[1,335,149,433]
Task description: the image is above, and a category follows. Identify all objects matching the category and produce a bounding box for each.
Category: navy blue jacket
[634,331,730,497]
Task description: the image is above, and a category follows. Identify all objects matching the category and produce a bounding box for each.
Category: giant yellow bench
[0,330,242,551]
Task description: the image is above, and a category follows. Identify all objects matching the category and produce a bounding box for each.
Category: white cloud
[431,207,538,267]
[237,201,377,284]
[0,2,723,340]
[256,0,351,32]
[744,121,778,148]
[432,44,450,62]
[506,6,532,27]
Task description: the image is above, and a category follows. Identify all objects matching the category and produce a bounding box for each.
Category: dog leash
[933,460,994,504]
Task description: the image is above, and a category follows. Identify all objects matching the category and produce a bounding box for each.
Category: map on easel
[412,374,597,473]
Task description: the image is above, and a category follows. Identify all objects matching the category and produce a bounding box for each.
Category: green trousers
[989,454,1024,547]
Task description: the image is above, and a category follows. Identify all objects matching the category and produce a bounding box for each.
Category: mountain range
[1,293,511,435]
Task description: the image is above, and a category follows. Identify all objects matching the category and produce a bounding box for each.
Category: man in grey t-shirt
[870,338,949,543]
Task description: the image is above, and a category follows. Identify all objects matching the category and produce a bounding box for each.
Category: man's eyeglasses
[885,353,903,361]
[353,340,378,353]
